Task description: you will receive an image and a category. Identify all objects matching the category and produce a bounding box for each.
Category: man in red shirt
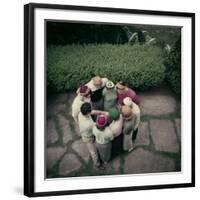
[116,81,140,105]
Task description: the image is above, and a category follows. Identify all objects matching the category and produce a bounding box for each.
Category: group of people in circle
[72,76,141,170]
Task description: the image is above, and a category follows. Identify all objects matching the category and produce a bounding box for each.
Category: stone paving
[46,86,181,178]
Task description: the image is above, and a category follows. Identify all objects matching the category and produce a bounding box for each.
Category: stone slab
[47,147,66,170]
[175,119,181,142]
[59,153,82,175]
[105,157,121,174]
[58,114,73,144]
[124,148,175,174]
[134,122,150,146]
[150,120,179,153]
[47,119,58,144]
[53,94,68,104]
[47,93,76,116]
[72,139,90,163]
[47,103,66,116]
[139,94,176,116]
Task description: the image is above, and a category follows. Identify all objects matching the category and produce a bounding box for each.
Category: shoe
[97,165,105,170]
[128,147,133,152]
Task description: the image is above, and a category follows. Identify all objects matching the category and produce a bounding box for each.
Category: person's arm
[71,98,79,123]
[86,80,94,91]
[76,88,80,94]
[91,110,109,116]
[109,122,116,137]
[73,116,78,124]
[107,128,114,141]
[127,88,140,105]
[102,87,106,97]
[101,78,109,87]
[133,104,141,130]
[134,111,141,130]
[109,115,123,137]
[92,126,96,137]
[133,95,140,105]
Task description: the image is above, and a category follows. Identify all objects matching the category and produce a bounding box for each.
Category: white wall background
[0,0,199,199]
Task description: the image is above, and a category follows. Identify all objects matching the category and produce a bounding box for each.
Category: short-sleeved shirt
[78,112,94,138]
[72,94,91,118]
[102,87,117,111]
[92,126,114,144]
[117,88,139,105]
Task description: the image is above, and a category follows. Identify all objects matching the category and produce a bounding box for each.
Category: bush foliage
[164,37,181,96]
[47,44,165,92]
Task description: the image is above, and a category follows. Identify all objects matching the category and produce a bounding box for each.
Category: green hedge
[47,44,165,92]
[164,37,181,96]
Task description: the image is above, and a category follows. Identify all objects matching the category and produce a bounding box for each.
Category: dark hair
[118,81,127,87]
[80,102,92,115]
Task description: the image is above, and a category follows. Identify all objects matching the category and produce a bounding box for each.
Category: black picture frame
[24,3,195,197]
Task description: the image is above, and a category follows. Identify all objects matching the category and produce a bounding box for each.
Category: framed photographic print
[24,3,195,197]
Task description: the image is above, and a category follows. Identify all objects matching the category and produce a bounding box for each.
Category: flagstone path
[46,85,181,178]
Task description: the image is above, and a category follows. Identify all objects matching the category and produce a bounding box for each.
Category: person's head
[106,81,115,90]
[123,97,133,108]
[79,85,90,97]
[109,107,120,121]
[96,114,108,130]
[92,76,102,89]
[121,105,133,120]
[116,81,127,92]
[80,102,92,116]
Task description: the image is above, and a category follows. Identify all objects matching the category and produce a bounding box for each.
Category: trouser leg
[111,134,123,157]
[132,128,138,140]
[123,132,133,151]
[85,141,100,166]
[96,143,112,163]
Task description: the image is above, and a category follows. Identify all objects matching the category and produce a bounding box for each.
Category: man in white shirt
[72,85,91,123]
[123,97,141,140]
[85,76,108,110]
[78,102,100,167]
[86,76,108,92]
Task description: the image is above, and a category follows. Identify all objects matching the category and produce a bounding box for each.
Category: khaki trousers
[82,136,100,166]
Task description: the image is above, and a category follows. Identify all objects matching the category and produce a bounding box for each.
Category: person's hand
[76,88,80,94]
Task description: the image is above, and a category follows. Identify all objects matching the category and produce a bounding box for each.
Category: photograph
[24,3,195,196]
[46,21,182,178]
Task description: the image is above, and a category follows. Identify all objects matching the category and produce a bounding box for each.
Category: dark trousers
[132,128,138,140]
[111,129,138,159]
[111,134,123,158]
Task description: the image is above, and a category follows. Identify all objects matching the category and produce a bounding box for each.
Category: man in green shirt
[102,81,117,112]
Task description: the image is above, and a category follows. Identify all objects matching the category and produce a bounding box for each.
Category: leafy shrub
[47,44,165,92]
[164,37,181,96]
